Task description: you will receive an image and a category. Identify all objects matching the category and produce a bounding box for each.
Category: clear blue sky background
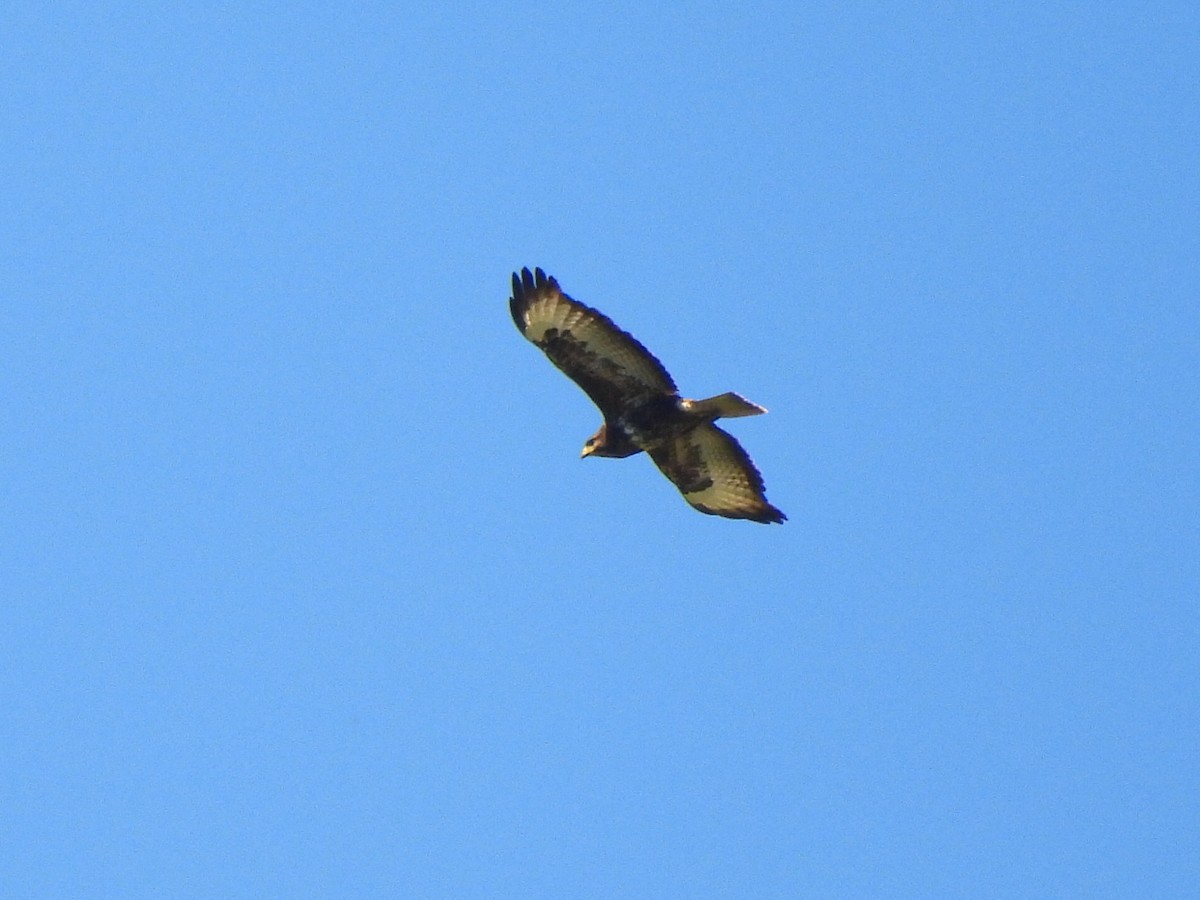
[4,2,1197,896]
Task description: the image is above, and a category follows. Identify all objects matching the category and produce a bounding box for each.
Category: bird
[509,267,785,524]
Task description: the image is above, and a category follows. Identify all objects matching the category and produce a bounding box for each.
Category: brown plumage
[509,267,785,524]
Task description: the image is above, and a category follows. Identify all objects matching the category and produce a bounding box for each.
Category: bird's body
[509,267,785,524]
[595,394,689,456]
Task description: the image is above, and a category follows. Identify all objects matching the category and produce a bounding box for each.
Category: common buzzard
[509,267,786,524]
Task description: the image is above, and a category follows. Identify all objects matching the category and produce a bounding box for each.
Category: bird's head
[581,423,640,459]
[581,432,602,458]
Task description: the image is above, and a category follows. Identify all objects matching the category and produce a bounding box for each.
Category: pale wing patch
[520,290,589,342]
[510,268,677,397]
[650,425,786,524]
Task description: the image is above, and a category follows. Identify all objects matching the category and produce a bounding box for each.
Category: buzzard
[509,267,786,524]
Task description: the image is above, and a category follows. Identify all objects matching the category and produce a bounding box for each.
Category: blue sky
[3,2,1197,896]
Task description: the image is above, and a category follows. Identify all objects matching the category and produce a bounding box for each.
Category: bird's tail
[689,392,768,419]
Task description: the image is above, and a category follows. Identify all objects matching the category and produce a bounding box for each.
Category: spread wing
[510,267,677,421]
[648,424,786,524]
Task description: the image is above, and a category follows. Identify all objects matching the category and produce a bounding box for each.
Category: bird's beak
[580,444,594,459]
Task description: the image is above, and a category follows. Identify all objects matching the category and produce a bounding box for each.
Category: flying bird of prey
[509,267,785,524]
